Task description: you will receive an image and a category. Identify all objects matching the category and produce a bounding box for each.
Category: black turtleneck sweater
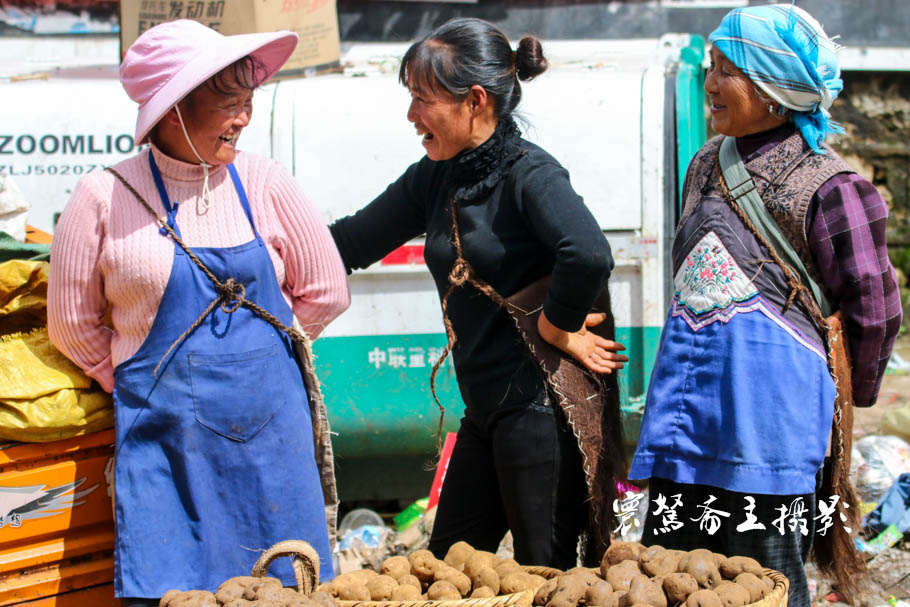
[330,120,613,412]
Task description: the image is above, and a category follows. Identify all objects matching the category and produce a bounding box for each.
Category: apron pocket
[189,345,288,442]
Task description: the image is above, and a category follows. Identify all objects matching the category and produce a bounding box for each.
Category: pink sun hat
[120,19,298,145]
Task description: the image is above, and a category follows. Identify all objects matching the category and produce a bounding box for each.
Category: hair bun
[515,36,547,81]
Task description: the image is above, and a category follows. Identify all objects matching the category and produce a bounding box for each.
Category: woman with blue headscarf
[629,4,901,605]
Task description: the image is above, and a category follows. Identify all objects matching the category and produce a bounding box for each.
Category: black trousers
[121,599,159,606]
[643,477,817,607]
[427,398,588,569]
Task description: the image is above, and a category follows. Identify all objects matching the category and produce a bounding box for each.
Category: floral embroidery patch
[674,231,758,315]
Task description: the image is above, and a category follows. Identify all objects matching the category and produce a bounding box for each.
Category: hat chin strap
[174,104,213,211]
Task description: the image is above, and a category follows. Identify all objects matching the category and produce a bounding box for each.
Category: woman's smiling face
[178,68,253,166]
[704,46,787,137]
[406,75,475,161]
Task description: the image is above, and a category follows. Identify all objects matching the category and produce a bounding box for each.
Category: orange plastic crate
[0,430,117,606]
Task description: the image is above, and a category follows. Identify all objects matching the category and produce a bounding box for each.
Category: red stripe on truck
[381,244,425,265]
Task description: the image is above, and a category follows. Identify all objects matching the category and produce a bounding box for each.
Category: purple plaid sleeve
[807,173,903,407]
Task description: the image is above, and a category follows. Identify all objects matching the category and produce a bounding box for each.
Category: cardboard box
[119,0,340,75]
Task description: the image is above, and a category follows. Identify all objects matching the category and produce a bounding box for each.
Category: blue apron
[111,152,334,598]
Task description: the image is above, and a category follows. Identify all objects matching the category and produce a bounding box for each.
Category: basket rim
[753,568,789,607]
[336,587,534,607]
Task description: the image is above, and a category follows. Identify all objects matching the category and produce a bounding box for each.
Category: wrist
[538,311,569,348]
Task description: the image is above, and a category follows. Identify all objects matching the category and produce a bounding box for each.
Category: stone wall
[830,72,910,309]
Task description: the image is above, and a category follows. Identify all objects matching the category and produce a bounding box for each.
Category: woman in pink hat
[47,20,348,604]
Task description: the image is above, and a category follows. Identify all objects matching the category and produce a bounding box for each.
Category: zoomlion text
[0,134,135,156]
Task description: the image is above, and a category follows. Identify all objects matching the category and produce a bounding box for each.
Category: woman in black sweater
[330,18,626,567]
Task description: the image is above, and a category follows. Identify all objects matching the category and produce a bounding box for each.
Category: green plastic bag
[882,401,910,445]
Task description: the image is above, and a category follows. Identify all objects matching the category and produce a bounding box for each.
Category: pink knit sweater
[48,145,351,393]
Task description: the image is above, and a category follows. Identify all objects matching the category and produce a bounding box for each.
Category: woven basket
[250,539,322,595]
[522,566,562,580]
[250,542,539,607]
[752,568,789,607]
[336,566,555,607]
[250,543,788,607]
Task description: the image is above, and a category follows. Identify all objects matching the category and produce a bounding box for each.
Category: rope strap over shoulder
[105,167,309,376]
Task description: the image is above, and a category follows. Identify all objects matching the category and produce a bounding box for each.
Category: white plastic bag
[0,176,29,242]
[854,434,910,504]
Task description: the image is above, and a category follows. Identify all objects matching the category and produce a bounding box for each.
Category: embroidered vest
[681,131,852,299]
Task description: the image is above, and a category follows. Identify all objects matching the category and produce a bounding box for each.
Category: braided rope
[105,167,309,375]
[429,199,510,453]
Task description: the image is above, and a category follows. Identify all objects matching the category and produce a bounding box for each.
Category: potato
[619,575,667,607]
[397,574,422,592]
[732,573,765,604]
[639,545,665,563]
[663,573,698,606]
[494,558,523,579]
[392,585,423,600]
[410,549,443,583]
[676,553,690,573]
[464,551,496,579]
[718,557,763,580]
[681,550,721,590]
[534,578,558,605]
[310,590,337,607]
[586,580,614,606]
[471,567,501,595]
[444,541,476,570]
[336,582,371,601]
[607,591,628,607]
[315,582,338,598]
[428,580,462,600]
[367,575,399,600]
[255,584,292,601]
[759,575,774,591]
[162,590,218,607]
[221,600,249,607]
[529,575,548,591]
[276,588,310,602]
[351,569,379,582]
[381,555,411,579]
[215,577,258,604]
[546,574,590,607]
[334,571,375,588]
[501,572,537,594]
[471,586,497,598]
[642,550,681,578]
[242,578,282,601]
[287,598,328,607]
[650,577,666,599]
[435,566,472,596]
[564,568,601,586]
[603,541,645,570]
[160,590,182,607]
[713,582,750,607]
[606,560,642,592]
[685,590,723,607]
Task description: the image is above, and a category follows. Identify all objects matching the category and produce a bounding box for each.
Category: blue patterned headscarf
[709,4,844,153]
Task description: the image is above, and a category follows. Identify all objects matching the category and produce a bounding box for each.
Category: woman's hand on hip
[537,311,628,374]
